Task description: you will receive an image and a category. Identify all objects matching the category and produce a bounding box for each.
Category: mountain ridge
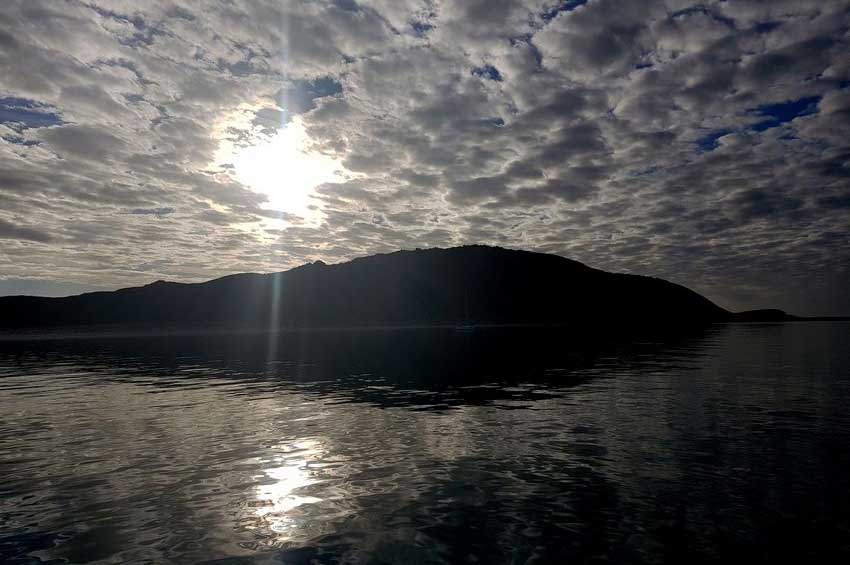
[0,245,803,330]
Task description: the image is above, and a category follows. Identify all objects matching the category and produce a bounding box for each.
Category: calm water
[1,323,849,564]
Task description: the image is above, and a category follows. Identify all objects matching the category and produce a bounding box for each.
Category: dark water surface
[1,323,849,564]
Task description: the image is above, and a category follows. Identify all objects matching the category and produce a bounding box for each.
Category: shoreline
[1,317,847,341]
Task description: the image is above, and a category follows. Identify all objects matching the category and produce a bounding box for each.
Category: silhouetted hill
[0,246,798,331]
[729,309,800,322]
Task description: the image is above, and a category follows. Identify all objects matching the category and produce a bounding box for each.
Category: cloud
[0,0,847,315]
[130,207,175,217]
[0,217,52,243]
[37,124,128,161]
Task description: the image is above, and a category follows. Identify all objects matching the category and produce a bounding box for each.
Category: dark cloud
[0,0,847,314]
[817,194,850,210]
[37,125,128,161]
[542,178,597,202]
[449,175,509,205]
[731,189,805,221]
[0,217,52,243]
[130,207,175,217]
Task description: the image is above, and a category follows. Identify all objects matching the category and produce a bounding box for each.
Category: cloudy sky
[1,0,848,315]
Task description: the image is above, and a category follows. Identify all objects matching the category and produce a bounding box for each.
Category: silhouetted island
[0,246,803,331]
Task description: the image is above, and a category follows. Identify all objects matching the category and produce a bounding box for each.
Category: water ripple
[0,323,848,563]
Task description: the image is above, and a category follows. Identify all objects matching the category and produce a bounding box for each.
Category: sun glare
[252,438,325,541]
[221,115,345,222]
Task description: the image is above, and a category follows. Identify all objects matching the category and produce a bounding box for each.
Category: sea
[1,322,848,564]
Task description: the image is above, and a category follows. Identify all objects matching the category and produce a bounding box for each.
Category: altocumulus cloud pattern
[0,0,848,314]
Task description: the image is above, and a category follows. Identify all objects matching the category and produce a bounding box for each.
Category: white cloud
[0,0,847,314]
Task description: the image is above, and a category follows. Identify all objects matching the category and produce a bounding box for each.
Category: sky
[0,0,848,315]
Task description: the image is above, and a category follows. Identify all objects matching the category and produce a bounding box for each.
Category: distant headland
[0,246,835,331]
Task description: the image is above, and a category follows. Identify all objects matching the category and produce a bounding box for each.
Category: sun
[219,113,345,222]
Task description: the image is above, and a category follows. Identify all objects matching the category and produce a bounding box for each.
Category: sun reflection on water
[252,438,325,538]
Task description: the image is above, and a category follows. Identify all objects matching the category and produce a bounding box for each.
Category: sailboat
[455,288,475,332]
